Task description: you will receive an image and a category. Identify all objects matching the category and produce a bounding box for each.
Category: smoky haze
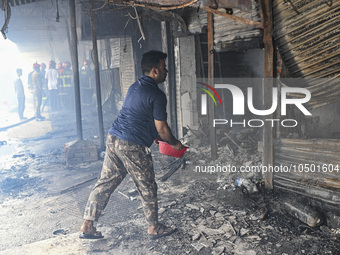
[0,39,31,121]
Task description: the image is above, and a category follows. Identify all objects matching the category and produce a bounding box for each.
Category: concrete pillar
[174,36,198,138]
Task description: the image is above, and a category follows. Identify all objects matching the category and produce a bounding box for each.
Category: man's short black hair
[141,50,167,75]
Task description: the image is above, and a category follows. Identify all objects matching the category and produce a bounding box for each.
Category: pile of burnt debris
[186,125,338,223]
[148,125,340,254]
[154,182,340,254]
[183,126,262,184]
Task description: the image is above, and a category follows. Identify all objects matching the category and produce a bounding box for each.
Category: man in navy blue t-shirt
[80,50,183,240]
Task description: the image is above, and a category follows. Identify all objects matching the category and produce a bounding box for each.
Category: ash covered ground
[0,107,339,255]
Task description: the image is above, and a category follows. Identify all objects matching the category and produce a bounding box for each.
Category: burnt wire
[158,157,185,182]
[1,1,10,39]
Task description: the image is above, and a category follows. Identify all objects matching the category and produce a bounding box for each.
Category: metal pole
[90,0,105,151]
[208,12,217,160]
[261,0,274,190]
[69,0,83,141]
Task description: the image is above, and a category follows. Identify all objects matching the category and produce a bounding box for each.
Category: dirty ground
[0,107,339,255]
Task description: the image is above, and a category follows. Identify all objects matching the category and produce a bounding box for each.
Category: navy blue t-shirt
[109,75,167,147]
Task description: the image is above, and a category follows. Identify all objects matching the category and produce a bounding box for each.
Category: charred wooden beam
[207,11,217,160]
[107,0,252,10]
[108,0,199,10]
[261,0,274,190]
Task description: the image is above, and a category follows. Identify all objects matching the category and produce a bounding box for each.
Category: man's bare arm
[154,119,183,150]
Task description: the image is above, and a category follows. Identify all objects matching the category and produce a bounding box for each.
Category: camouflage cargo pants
[83,134,158,226]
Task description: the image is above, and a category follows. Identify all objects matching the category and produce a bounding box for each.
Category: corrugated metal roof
[8,0,41,7]
[174,1,262,52]
[273,0,340,108]
[274,0,340,79]
[213,1,262,51]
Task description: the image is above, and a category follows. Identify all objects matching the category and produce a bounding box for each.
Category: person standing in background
[60,61,73,111]
[40,63,47,87]
[45,60,59,112]
[27,66,35,110]
[40,63,48,112]
[32,63,45,121]
[58,62,63,75]
[14,68,26,120]
[80,60,94,106]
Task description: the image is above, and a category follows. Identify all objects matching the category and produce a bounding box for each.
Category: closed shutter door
[119,37,136,98]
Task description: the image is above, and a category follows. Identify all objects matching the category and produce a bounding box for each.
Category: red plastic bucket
[158,141,188,158]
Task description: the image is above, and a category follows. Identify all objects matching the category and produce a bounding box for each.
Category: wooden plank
[207,12,217,160]
[261,0,274,190]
